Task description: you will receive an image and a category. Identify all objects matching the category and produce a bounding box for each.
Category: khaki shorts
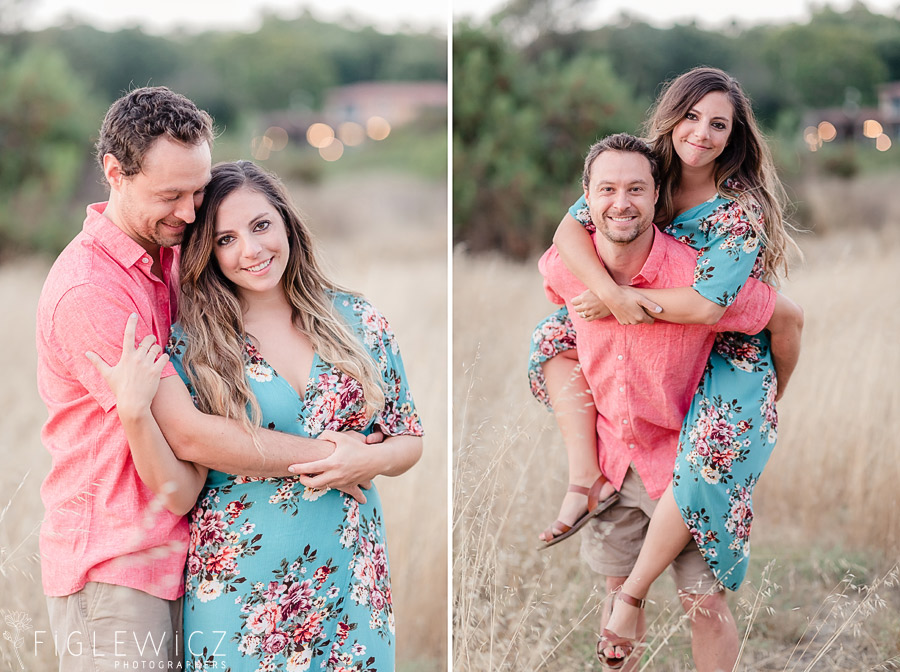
[45,582,183,671]
[580,466,721,595]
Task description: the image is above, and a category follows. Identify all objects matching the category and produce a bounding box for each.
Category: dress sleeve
[164,323,198,402]
[692,198,764,307]
[568,194,596,233]
[348,297,424,438]
[715,277,776,335]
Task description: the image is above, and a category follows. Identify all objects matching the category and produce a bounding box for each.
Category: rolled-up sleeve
[538,244,587,306]
[715,277,777,336]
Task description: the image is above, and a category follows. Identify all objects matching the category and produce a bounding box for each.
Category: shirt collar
[82,202,176,269]
[631,227,669,286]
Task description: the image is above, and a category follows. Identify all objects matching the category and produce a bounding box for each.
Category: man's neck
[595,226,655,285]
[101,200,163,270]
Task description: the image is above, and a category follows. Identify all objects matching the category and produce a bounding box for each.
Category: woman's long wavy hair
[176,161,385,439]
[645,66,799,284]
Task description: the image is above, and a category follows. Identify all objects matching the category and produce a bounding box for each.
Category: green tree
[34,25,183,99]
[453,23,640,256]
[0,44,100,252]
[763,20,887,108]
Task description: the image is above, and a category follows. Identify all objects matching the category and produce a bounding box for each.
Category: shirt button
[142,257,150,264]
[629,443,635,449]
[619,386,625,392]
[622,419,628,425]
[617,354,624,360]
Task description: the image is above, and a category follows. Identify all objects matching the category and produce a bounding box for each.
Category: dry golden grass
[0,172,447,670]
[452,221,900,670]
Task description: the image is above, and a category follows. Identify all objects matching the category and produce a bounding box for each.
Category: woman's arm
[572,283,726,325]
[554,213,661,324]
[86,314,207,516]
[566,194,759,325]
[613,286,726,324]
[287,429,423,493]
[151,377,335,477]
[557,211,724,325]
[765,292,804,400]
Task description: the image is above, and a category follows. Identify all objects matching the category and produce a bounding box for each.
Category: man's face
[112,136,212,251]
[584,150,658,245]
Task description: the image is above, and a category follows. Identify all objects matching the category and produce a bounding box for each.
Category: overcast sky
[23,0,450,34]
[454,0,900,28]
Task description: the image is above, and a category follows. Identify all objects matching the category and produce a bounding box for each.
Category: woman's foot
[597,591,645,669]
[538,475,618,547]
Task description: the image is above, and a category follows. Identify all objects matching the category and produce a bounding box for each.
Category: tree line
[0,13,446,255]
[453,1,900,256]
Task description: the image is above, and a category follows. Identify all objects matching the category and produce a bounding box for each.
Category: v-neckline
[673,192,721,222]
[245,337,318,403]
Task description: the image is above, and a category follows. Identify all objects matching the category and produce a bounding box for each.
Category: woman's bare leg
[603,482,692,638]
[539,351,614,541]
[766,292,804,400]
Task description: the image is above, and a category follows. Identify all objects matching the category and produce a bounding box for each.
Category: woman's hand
[288,429,381,503]
[86,313,169,420]
[572,286,661,324]
[605,285,662,324]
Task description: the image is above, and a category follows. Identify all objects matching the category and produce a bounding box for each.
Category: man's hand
[290,429,385,503]
[86,313,168,420]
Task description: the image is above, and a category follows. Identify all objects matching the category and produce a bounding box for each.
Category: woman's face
[212,186,290,300]
[671,90,734,170]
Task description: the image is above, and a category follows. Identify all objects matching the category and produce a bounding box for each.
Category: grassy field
[0,172,448,671]
[453,218,900,670]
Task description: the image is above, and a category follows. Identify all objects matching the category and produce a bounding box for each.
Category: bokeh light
[366,116,391,141]
[338,121,366,147]
[803,125,821,151]
[876,133,892,151]
[306,122,335,149]
[319,139,344,161]
[265,126,289,151]
[251,135,273,161]
[863,119,883,139]
[817,121,837,142]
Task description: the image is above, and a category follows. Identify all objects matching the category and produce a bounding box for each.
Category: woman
[94,160,423,670]
[527,67,803,667]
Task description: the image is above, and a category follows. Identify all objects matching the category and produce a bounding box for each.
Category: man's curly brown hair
[95,86,214,178]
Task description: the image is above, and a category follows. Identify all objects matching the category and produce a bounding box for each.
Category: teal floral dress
[528,186,776,590]
[168,292,423,671]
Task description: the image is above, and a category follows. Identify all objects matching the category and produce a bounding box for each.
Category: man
[539,133,776,671]
[36,87,367,670]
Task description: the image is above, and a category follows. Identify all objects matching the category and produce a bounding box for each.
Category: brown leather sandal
[597,591,646,670]
[538,476,618,550]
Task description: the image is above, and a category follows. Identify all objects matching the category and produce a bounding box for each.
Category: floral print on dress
[724,475,758,558]
[186,489,260,605]
[680,394,751,487]
[713,332,769,373]
[527,307,578,410]
[526,190,779,591]
[758,368,778,444]
[167,292,422,671]
[664,184,765,307]
[302,367,369,436]
[341,502,394,640]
